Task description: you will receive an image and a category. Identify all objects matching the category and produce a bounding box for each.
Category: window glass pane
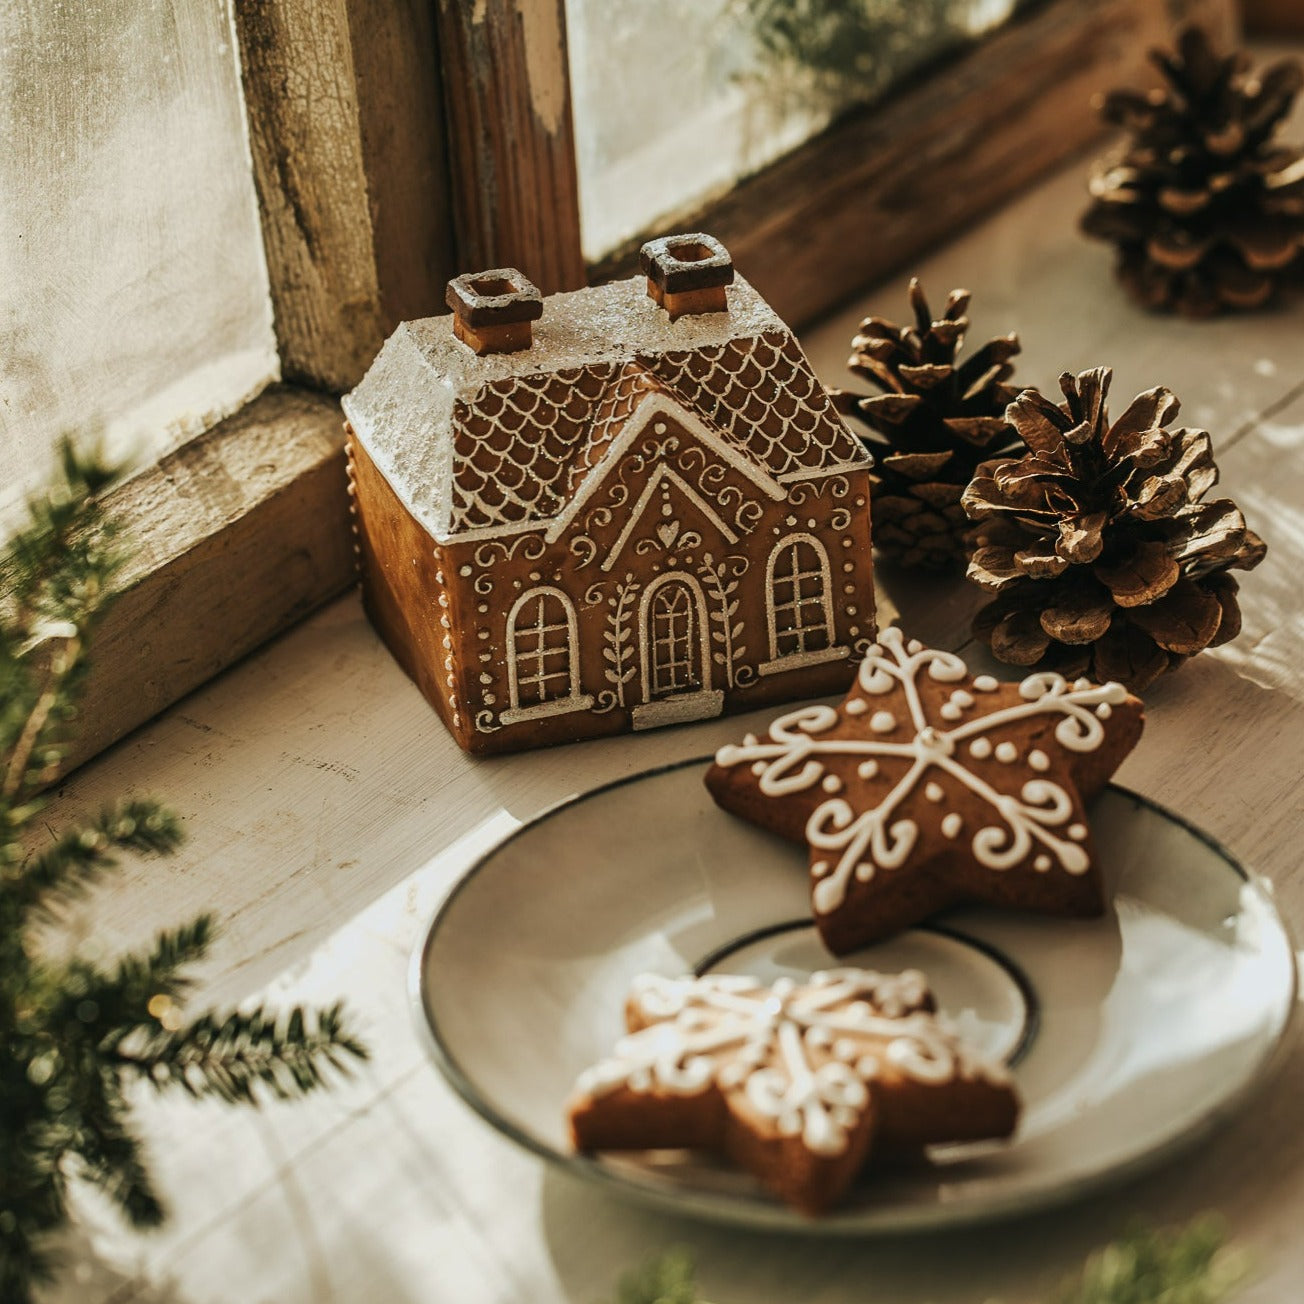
[566,0,1023,263]
[1,0,279,532]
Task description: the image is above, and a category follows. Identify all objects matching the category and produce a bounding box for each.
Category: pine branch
[1056,1218,1250,1304]
[105,913,216,1012]
[1,438,122,805]
[2,799,183,925]
[602,1220,1250,1304]
[0,436,119,634]
[607,1249,707,1304]
[0,634,80,800]
[119,1002,369,1104]
[43,914,219,1058]
[1,442,370,1304]
[0,1215,59,1301]
[66,1093,166,1230]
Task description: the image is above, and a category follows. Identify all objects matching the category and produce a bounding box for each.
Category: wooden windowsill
[65,385,354,772]
[5,1,453,782]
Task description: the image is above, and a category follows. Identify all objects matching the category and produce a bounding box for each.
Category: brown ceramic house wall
[348,432,472,746]
[432,408,876,754]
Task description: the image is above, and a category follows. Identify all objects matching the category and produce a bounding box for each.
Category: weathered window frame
[438,0,1238,325]
[1244,0,1304,36]
[67,0,457,771]
[64,0,1238,770]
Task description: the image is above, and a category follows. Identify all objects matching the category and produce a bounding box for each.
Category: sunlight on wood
[0,0,277,534]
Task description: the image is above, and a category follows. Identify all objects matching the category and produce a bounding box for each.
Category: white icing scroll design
[472,533,546,568]
[714,627,1128,914]
[569,534,598,569]
[574,969,1006,1157]
[785,474,850,506]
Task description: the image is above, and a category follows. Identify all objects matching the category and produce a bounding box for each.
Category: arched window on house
[630,572,722,730]
[647,577,702,698]
[504,587,587,721]
[766,534,834,662]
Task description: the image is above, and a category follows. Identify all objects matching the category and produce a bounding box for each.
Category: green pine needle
[608,1248,707,1304]
[1057,1218,1250,1304]
[122,1001,370,1105]
[604,1220,1249,1304]
[4,799,184,925]
[1,442,369,1303]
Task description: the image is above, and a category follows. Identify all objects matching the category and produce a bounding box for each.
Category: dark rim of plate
[408,757,1292,1235]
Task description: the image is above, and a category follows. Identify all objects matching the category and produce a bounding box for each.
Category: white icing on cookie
[713,628,1125,916]
[574,968,1006,1156]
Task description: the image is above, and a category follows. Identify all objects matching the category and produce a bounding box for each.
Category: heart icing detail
[657,520,680,548]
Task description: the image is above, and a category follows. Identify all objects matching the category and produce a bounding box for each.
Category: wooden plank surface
[434,0,586,294]
[37,79,1304,1304]
[589,0,1238,330]
[1245,0,1304,37]
[235,0,455,392]
[344,0,457,332]
[63,386,354,775]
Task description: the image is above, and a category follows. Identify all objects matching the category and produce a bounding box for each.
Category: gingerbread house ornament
[342,234,877,754]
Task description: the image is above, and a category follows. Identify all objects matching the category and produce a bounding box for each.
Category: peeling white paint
[516,0,567,136]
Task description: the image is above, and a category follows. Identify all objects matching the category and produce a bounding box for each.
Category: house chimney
[446,269,543,355]
[640,234,733,321]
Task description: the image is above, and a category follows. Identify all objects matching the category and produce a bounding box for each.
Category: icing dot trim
[715,628,1127,914]
[575,969,1007,1157]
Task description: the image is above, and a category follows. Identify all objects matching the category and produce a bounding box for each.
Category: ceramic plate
[412,759,1296,1233]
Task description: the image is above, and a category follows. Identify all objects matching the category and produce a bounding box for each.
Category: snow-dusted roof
[342,273,867,542]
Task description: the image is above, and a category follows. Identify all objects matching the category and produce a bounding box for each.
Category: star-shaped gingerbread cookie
[567,967,1019,1215]
[706,627,1145,954]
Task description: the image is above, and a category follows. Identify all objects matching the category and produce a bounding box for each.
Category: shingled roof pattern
[445,331,864,533]
[449,363,618,530]
[564,362,664,500]
[648,331,863,482]
[342,273,869,541]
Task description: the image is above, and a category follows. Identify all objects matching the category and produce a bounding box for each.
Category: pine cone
[964,367,1266,691]
[831,279,1022,570]
[1081,25,1304,317]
